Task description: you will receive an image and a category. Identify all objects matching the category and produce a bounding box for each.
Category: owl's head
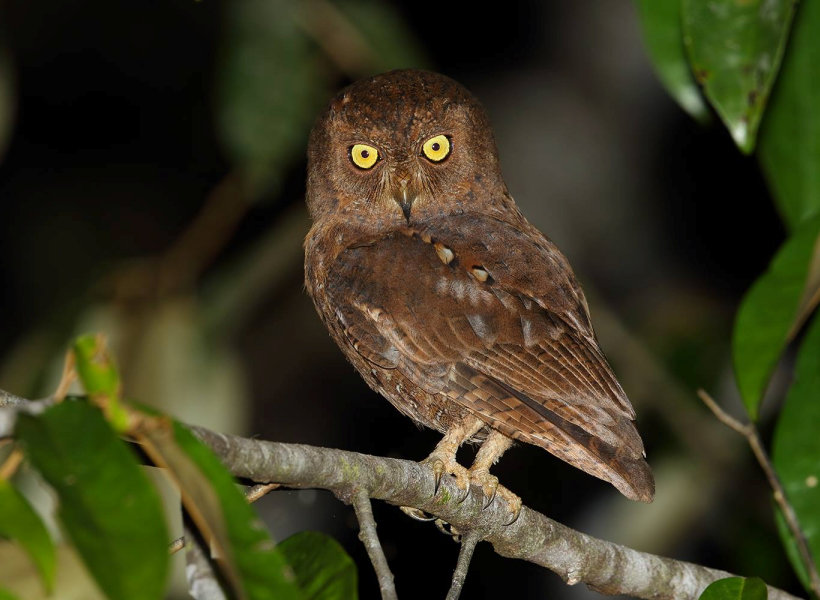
[306,70,509,231]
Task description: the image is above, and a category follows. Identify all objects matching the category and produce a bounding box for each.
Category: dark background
[0,1,795,598]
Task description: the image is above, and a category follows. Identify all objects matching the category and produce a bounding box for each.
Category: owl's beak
[394,179,416,223]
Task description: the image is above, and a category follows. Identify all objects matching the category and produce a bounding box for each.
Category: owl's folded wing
[328,215,653,501]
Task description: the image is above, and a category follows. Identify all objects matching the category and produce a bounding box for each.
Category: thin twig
[168,483,280,556]
[445,530,482,600]
[0,447,23,480]
[245,482,280,503]
[696,389,749,435]
[169,535,186,555]
[53,351,76,401]
[185,526,227,600]
[352,490,398,600]
[698,389,820,597]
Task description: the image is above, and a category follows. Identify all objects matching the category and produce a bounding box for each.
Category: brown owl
[304,69,654,517]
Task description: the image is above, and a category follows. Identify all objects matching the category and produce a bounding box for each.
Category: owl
[304,69,654,517]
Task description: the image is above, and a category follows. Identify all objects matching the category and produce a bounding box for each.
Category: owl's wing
[328,214,653,502]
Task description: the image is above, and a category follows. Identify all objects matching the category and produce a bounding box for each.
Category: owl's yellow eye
[350,144,379,169]
[421,134,451,162]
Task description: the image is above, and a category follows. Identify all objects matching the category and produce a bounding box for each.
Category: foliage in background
[637,0,820,597]
[1,0,819,597]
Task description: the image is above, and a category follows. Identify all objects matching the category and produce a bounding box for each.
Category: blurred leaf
[280,532,357,600]
[772,314,820,592]
[682,0,796,153]
[633,0,708,121]
[759,0,820,227]
[333,0,427,72]
[139,418,303,600]
[0,479,55,593]
[72,334,120,399]
[15,401,169,600]
[732,214,820,419]
[698,577,767,600]
[217,0,327,194]
[0,588,19,600]
[72,334,129,433]
[774,507,811,594]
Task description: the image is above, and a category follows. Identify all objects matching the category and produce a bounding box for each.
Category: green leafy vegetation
[280,531,359,600]
[698,577,767,600]
[15,401,170,600]
[0,480,55,593]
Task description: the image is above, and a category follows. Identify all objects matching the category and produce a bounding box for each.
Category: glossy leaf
[772,314,820,592]
[138,418,303,600]
[759,0,820,227]
[216,0,327,193]
[0,479,56,592]
[280,532,358,600]
[634,0,708,120]
[732,214,820,419]
[698,577,767,600]
[682,0,797,153]
[15,401,169,600]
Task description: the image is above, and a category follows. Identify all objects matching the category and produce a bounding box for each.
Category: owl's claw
[421,454,470,498]
[469,468,520,523]
[505,501,522,526]
[400,506,437,521]
[431,459,445,494]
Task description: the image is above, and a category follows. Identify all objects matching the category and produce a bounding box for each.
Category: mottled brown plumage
[304,69,654,510]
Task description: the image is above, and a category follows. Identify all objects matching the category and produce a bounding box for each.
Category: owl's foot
[422,453,471,502]
[469,467,522,524]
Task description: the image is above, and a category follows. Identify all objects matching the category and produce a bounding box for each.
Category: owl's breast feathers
[308,213,654,502]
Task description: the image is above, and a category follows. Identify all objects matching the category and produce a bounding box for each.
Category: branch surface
[190,426,802,600]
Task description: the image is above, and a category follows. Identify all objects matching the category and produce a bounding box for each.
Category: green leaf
[772,314,820,592]
[15,401,169,600]
[759,0,820,228]
[773,506,811,593]
[0,588,19,600]
[216,0,327,194]
[682,0,797,153]
[633,0,708,121]
[0,479,55,592]
[72,334,129,433]
[732,214,820,419]
[698,577,767,600]
[139,419,303,600]
[280,532,358,600]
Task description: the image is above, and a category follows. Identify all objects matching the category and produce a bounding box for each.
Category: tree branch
[189,426,802,600]
[0,391,803,599]
[352,490,398,600]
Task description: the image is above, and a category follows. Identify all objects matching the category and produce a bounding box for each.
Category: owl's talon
[422,454,470,498]
[456,485,471,504]
[505,499,523,526]
[400,506,437,521]
[482,484,498,510]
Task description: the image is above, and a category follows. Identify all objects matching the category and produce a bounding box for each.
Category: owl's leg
[469,430,521,522]
[423,415,484,494]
